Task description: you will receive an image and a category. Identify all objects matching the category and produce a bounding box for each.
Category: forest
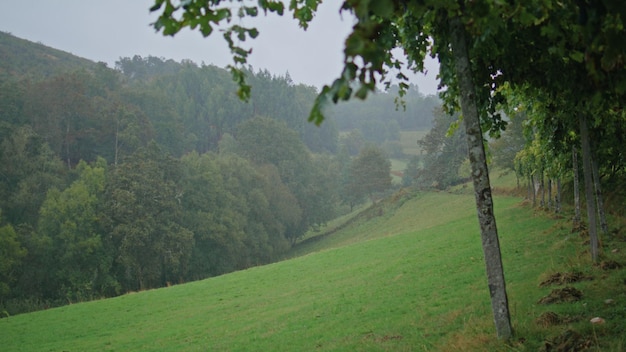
[0,31,441,314]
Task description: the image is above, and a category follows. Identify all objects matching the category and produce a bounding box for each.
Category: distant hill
[0,31,100,79]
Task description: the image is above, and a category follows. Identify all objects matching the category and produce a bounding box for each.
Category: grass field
[2,187,625,351]
[390,129,428,184]
[390,159,407,184]
[399,130,428,156]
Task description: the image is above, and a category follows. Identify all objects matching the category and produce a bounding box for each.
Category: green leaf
[345,35,365,56]
[570,51,584,63]
[149,1,164,12]
[370,0,395,18]
[355,85,370,100]
[200,23,213,37]
[244,6,258,17]
[213,8,231,23]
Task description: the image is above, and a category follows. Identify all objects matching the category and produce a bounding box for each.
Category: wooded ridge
[0,31,438,314]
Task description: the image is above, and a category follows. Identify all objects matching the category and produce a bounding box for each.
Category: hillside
[0,31,99,79]
[2,187,624,351]
[0,31,444,315]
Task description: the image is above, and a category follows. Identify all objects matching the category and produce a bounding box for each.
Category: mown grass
[390,159,407,184]
[1,187,625,351]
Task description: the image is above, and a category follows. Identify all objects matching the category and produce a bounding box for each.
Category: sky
[0,0,440,95]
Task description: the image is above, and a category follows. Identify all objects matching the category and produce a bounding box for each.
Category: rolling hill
[0,31,100,79]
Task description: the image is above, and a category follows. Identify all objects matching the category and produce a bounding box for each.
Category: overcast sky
[0,0,440,95]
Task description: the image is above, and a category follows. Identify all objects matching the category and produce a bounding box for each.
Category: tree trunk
[65,120,72,169]
[579,114,599,262]
[530,174,537,208]
[591,151,609,235]
[114,118,120,166]
[572,146,581,225]
[539,167,546,208]
[556,178,562,213]
[527,175,532,201]
[547,178,553,211]
[449,17,512,340]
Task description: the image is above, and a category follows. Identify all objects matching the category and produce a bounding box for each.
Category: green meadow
[2,187,625,351]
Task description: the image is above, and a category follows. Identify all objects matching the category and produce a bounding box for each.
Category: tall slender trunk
[449,17,512,340]
[579,114,599,262]
[530,174,537,208]
[539,171,546,208]
[527,175,532,201]
[114,118,120,166]
[556,178,562,213]
[591,152,609,235]
[572,146,581,225]
[547,178,553,211]
[65,120,72,169]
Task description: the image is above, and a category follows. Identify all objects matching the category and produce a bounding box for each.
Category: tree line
[0,44,405,314]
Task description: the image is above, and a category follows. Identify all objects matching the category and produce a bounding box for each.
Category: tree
[339,129,365,156]
[490,111,527,182]
[416,109,467,189]
[448,16,512,337]
[0,220,27,306]
[348,146,392,202]
[37,158,118,301]
[0,125,66,226]
[23,73,96,168]
[103,143,193,291]
[234,116,316,238]
[180,151,247,278]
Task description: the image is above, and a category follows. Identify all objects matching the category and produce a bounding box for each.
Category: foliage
[37,158,118,301]
[409,109,467,189]
[348,145,392,202]
[490,111,527,175]
[0,35,370,310]
[103,143,194,291]
[0,221,26,302]
[0,125,66,226]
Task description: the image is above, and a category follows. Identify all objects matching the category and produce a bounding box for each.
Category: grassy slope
[2,189,625,351]
[399,130,428,157]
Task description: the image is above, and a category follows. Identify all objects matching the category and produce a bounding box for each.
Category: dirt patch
[538,287,583,304]
[536,312,562,327]
[390,170,404,178]
[595,260,621,270]
[535,312,580,327]
[540,329,593,352]
[572,222,586,234]
[539,271,592,287]
[363,332,403,343]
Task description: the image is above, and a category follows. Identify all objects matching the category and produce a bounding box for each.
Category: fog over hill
[0,1,440,94]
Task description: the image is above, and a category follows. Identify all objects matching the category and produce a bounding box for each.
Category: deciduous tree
[103,143,193,291]
[37,158,118,301]
[349,145,392,202]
